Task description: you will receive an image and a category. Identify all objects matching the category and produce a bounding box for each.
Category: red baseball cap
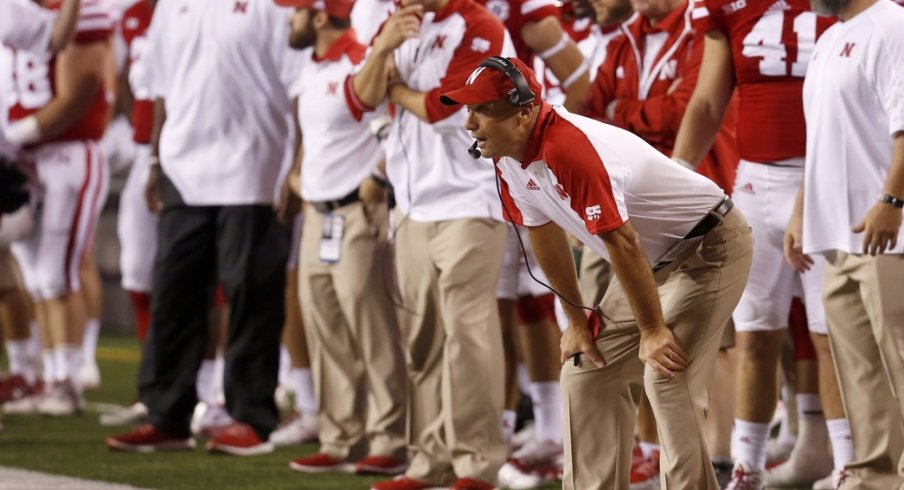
[274,0,355,19]
[439,57,543,106]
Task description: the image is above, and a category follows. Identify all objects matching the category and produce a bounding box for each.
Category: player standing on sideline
[442,56,752,490]
[272,0,408,475]
[671,0,847,487]
[347,0,513,488]
[787,0,904,487]
[1,0,112,417]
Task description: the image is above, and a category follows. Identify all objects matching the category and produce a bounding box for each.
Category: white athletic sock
[640,441,661,459]
[196,359,217,406]
[82,318,100,363]
[826,418,854,471]
[797,393,823,418]
[502,410,517,446]
[53,347,68,382]
[53,346,82,389]
[529,381,563,443]
[41,350,55,384]
[734,420,770,469]
[213,355,225,404]
[517,363,531,395]
[291,367,317,415]
[6,339,36,384]
[278,345,291,389]
[795,392,826,448]
[62,345,83,392]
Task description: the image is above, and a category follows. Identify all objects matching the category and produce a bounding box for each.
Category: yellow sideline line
[96,346,141,363]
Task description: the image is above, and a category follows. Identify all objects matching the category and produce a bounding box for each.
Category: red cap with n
[439,57,542,107]
[274,0,355,19]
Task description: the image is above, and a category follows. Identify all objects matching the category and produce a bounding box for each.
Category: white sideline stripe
[0,466,153,490]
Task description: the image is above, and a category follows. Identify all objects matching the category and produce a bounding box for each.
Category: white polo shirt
[145,0,303,206]
[290,30,385,202]
[801,0,904,256]
[347,0,515,222]
[498,104,725,263]
[0,0,54,52]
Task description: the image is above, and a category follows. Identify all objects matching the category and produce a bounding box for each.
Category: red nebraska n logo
[432,36,446,50]
[840,42,855,57]
[234,1,248,13]
[327,82,338,95]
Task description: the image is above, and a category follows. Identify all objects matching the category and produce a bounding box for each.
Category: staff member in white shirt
[785,0,904,487]
[271,0,408,476]
[441,56,752,490]
[347,1,513,488]
[105,0,303,457]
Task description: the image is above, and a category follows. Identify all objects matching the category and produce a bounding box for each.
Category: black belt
[310,189,360,213]
[683,197,734,239]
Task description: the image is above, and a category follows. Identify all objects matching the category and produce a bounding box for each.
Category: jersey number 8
[742,10,817,77]
[9,52,53,111]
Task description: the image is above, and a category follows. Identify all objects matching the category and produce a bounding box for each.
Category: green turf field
[0,334,559,490]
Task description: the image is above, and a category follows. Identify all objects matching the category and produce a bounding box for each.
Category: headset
[467,57,603,350]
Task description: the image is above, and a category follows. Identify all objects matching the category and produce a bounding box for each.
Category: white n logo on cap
[466,67,487,85]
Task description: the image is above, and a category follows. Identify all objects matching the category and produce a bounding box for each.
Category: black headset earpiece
[478,56,535,107]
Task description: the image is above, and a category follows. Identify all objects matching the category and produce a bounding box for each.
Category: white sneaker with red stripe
[726,460,765,490]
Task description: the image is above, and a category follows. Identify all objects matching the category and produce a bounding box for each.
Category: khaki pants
[299,201,407,461]
[395,216,508,485]
[562,209,752,490]
[579,245,612,306]
[823,252,904,490]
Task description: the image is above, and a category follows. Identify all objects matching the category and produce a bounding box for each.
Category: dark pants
[139,177,288,440]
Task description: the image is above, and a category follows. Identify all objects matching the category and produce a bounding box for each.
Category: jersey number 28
[742,10,817,77]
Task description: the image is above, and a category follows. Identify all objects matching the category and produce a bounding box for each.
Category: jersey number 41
[742,10,817,77]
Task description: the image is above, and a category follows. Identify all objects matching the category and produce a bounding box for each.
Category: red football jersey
[479,0,561,63]
[121,0,154,144]
[6,0,113,143]
[693,0,834,162]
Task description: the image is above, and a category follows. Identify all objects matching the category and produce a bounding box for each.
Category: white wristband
[562,62,589,90]
[537,32,570,60]
[5,115,41,147]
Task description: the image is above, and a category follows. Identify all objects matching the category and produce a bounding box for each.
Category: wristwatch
[878,193,904,208]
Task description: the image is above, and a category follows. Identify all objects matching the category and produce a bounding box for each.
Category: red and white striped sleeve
[72,0,115,44]
[691,0,717,34]
[547,122,626,234]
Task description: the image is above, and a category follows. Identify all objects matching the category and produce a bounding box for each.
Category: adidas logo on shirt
[526,180,541,191]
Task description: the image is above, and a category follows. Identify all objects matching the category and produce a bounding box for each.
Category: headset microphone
[468,140,481,159]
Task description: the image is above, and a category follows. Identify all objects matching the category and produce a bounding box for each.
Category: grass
[0,335,558,489]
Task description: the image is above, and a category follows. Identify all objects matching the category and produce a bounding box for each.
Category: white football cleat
[269,410,318,446]
[725,461,765,490]
[190,402,234,437]
[79,360,101,390]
